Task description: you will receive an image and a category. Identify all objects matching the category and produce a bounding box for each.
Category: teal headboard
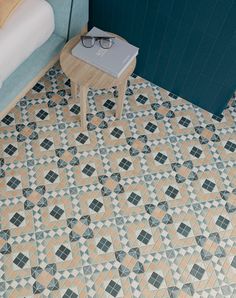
[47,0,88,40]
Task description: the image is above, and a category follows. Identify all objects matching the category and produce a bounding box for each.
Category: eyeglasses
[81,35,115,49]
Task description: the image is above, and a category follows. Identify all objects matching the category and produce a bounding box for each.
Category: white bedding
[0,0,55,88]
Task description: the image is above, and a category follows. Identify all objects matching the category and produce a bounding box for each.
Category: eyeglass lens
[82,36,95,48]
[99,38,113,49]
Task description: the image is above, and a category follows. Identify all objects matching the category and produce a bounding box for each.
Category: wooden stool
[60,33,136,130]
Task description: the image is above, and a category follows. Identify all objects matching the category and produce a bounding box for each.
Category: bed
[0,0,55,88]
[0,0,88,120]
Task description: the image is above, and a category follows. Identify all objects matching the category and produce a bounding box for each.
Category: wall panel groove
[89,0,236,115]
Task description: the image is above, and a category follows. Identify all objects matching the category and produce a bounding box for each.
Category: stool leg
[116,80,127,119]
[80,85,88,130]
[71,81,78,100]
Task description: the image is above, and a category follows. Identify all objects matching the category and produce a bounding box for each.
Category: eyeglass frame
[81,35,115,49]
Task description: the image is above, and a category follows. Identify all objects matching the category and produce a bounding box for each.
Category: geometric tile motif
[0,158,5,178]
[115,247,144,276]
[195,124,220,144]
[148,271,164,289]
[87,111,108,131]
[190,263,206,280]
[195,232,226,260]
[6,176,21,190]
[22,185,47,209]
[31,263,59,294]
[1,63,236,297]
[98,173,124,196]
[67,215,94,242]
[176,222,192,238]
[126,135,151,156]
[145,201,173,227]
[13,252,29,269]
[151,101,175,120]
[55,146,80,168]
[1,113,15,126]
[137,229,153,245]
[220,189,236,213]
[40,138,54,150]
[46,90,68,107]
[4,143,18,157]
[45,170,59,184]
[105,279,122,297]
[10,212,25,227]
[171,160,198,183]
[16,122,38,142]
[0,229,11,255]
[50,205,65,220]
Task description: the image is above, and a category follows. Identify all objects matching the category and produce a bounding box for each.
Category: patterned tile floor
[0,63,236,297]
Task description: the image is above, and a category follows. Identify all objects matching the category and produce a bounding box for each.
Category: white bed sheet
[0,0,55,88]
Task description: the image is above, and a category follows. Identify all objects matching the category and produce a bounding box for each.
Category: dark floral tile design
[31,263,59,294]
[46,90,68,107]
[195,232,225,261]
[22,185,47,210]
[168,284,195,297]
[16,122,38,142]
[0,230,11,255]
[171,160,198,183]
[55,146,79,168]
[151,101,175,120]
[220,190,236,213]
[87,111,108,131]
[98,173,124,196]
[126,135,151,156]
[67,215,93,242]
[194,124,220,144]
[145,201,173,227]
[115,247,144,277]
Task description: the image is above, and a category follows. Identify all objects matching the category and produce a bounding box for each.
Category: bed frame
[0,0,88,120]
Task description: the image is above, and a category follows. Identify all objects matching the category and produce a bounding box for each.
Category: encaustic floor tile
[0,63,236,297]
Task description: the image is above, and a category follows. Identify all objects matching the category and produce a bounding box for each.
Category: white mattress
[0,0,55,88]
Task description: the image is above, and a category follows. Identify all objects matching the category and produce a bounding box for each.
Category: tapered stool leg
[71,81,78,100]
[116,80,127,119]
[80,85,88,130]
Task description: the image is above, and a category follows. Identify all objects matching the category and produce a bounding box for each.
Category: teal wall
[89,0,236,116]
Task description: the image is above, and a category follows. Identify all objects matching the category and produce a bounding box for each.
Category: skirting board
[0,24,88,120]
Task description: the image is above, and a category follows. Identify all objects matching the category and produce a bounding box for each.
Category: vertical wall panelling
[89,0,236,116]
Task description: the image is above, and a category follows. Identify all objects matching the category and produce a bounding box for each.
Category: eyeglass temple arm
[81,35,115,39]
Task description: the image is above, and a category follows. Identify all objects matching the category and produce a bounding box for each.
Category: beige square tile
[103,119,132,147]
[79,190,113,221]
[73,156,104,186]
[41,196,74,230]
[154,177,190,208]
[108,151,142,178]
[67,127,98,151]
[4,242,38,280]
[0,203,34,237]
[44,235,82,271]
[118,183,150,216]
[146,144,176,173]
[35,163,68,191]
[0,168,29,199]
